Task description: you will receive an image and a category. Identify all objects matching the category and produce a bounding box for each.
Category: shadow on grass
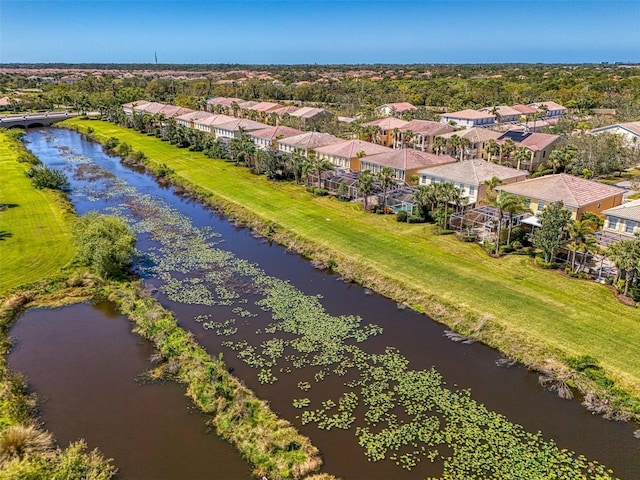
[0,231,13,241]
[0,203,19,212]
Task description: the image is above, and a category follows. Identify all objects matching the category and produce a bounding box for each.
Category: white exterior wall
[418,174,477,204]
[604,215,639,237]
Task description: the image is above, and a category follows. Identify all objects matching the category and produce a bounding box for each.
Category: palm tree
[607,239,640,296]
[413,184,438,219]
[446,135,460,159]
[356,169,375,210]
[288,149,310,184]
[501,139,516,164]
[434,182,462,229]
[490,192,523,254]
[482,176,504,204]
[514,146,532,170]
[432,136,447,155]
[402,129,414,149]
[308,149,334,190]
[485,139,501,163]
[392,127,401,149]
[377,166,397,207]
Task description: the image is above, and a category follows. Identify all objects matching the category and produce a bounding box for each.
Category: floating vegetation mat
[52,132,616,479]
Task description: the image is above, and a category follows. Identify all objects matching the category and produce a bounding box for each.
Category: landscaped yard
[64,119,640,401]
[0,131,75,295]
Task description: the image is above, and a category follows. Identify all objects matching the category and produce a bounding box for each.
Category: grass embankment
[0,131,75,296]
[102,282,323,479]
[65,119,640,420]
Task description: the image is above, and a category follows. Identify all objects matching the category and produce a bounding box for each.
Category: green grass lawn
[0,131,75,295]
[66,120,640,398]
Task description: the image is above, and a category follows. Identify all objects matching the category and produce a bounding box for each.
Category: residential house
[377,102,417,118]
[277,132,344,157]
[478,105,522,123]
[398,120,455,151]
[155,105,194,118]
[361,149,456,184]
[590,121,640,150]
[528,101,567,118]
[496,130,560,170]
[289,107,335,128]
[213,118,269,140]
[601,200,640,238]
[511,104,538,120]
[418,160,529,206]
[249,125,304,151]
[315,140,392,171]
[132,101,166,115]
[207,97,245,114]
[122,100,151,116]
[439,109,495,129]
[437,128,502,160]
[193,114,236,134]
[496,173,624,220]
[176,111,215,129]
[360,117,409,147]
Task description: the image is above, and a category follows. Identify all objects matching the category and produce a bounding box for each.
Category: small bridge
[0,112,81,129]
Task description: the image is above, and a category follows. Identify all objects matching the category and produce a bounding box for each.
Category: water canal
[11,127,640,479]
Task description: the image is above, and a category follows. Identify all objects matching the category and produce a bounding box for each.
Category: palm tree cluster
[607,236,640,297]
[412,182,465,228]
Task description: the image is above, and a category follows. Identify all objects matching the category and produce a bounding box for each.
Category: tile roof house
[497,173,624,220]
[361,149,457,184]
[418,159,529,205]
[122,100,151,116]
[193,114,236,134]
[156,105,194,118]
[377,102,417,118]
[289,107,335,127]
[132,101,166,115]
[249,125,304,151]
[272,106,302,117]
[511,104,538,117]
[213,118,269,140]
[439,109,495,129]
[590,121,640,150]
[315,140,392,171]
[176,110,215,129]
[496,130,560,170]
[528,101,567,118]
[398,120,455,151]
[361,117,409,147]
[207,97,245,108]
[478,105,522,123]
[601,199,640,238]
[278,132,344,157]
[438,127,502,160]
[248,101,282,113]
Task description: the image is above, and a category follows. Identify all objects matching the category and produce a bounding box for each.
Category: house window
[608,216,619,230]
[469,185,476,197]
[421,175,427,184]
[537,200,545,212]
[625,220,637,234]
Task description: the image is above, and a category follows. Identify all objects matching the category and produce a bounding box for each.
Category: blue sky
[2,0,639,64]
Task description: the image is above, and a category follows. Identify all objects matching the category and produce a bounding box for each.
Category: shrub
[25,165,70,191]
[314,188,328,196]
[74,213,136,279]
[156,163,174,178]
[407,215,426,224]
[509,226,528,245]
[396,211,408,222]
[510,240,523,250]
[534,256,556,269]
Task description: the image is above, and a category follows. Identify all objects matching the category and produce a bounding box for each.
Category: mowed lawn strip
[0,131,75,295]
[66,120,640,395]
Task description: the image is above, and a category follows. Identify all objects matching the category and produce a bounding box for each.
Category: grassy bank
[101,281,324,479]
[0,131,75,296]
[65,119,640,421]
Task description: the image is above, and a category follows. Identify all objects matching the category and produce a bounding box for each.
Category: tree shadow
[0,231,13,241]
[0,203,19,212]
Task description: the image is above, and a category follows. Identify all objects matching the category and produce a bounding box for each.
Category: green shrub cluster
[25,165,70,191]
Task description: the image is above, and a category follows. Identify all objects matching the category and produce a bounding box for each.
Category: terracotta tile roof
[418,159,528,186]
[602,199,640,222]
[248,101,282,112]
[290,107,332,119]
[591,121,640,137]
[249,126,304,140]
[441,109,495,120]
[512,104,538,115]
[497,174,624,208]
[361,117,409,130]
[238,101,258,109]
[381,102,417,112]
[194,114,236,127]
[315,140,392,158]
[478,105,522,117]
[207,97,245,107]
[122,99,151,109]
[133,102,165,114]
[529,101,566,112]
[176,111,214,122]
[363,149,456,171]
[272,106,301,116]
[278,132,344,150]
[157,105,194,118]
[400,120,454,136]
[215,118,269,132]
[439,127,501,143]
[497,131,560,151]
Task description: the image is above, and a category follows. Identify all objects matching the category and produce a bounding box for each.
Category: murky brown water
[7,302,252,480]
[19,128,640,479]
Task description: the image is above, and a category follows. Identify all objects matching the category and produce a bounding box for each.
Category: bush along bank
[65,121,640,427]
[100,281,325,480]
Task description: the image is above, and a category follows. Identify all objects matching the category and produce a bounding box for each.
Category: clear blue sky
[1,0,639,64]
